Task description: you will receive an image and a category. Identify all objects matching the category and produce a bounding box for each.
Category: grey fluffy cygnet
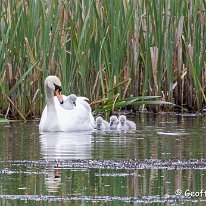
[109,115,118,130]
[61,94,77,110]
[95,116,109,130]
[117,115,136,131]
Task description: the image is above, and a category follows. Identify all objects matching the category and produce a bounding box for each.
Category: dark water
[0,113,206,205]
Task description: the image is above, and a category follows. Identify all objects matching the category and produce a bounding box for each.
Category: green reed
[0,0,206,119]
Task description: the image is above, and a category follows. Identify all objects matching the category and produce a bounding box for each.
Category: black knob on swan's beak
[54,83,62,92]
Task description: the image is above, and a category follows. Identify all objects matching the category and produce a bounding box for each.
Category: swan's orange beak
[55,90,64,104]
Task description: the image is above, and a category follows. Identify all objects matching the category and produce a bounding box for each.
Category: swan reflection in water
[39,131,92,193]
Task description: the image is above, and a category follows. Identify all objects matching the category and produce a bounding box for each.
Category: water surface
[0,113,206,205]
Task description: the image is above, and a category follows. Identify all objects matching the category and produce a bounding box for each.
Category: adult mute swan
[39,76,94,132]
[117,115,136,131]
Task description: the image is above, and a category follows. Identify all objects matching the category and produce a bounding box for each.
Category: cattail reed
[0,0,205,119]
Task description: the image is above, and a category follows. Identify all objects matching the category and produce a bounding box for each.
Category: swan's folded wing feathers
[76,96,95,127]
[76,97,91,111]
[53,95,94,131]
[78,96,89,101]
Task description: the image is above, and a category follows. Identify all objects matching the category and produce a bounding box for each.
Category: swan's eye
[54,83,62,92]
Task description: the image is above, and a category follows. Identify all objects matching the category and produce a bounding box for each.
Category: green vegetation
[0,0,205,119]
[0,118,9,123]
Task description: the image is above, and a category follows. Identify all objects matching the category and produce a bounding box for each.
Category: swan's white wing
[76,97,91,112]
[77,96,89,101]
[76,96,95,128]
[54,95,94,131]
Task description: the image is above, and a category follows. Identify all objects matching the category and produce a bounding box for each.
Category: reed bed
[0,0,206,119]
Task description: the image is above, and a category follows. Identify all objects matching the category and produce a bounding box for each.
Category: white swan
[39,76,94,132]
[117,115,136,131]
[109,115,118,130]
[95,116,109,130]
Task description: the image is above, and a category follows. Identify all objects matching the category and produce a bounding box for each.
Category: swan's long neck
[44,83,60,131]
[45,83,55,106]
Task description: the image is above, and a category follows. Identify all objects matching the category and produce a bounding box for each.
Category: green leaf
[0,118,9,123]
[7,60,39,97]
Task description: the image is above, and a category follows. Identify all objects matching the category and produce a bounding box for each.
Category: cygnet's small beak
[55,90,64,104]
[73,101,76,106]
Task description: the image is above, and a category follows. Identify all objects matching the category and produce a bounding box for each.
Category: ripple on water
[1,159,206,170]
[0,117,205,204]
[0,194,203,203]
[157,131,189,136]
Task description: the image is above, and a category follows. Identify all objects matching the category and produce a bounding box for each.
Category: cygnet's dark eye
[54,83,62,92]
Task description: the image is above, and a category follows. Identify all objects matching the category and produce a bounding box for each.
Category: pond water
[0,113,206,205]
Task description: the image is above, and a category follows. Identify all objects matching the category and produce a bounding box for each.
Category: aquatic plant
[0,0,205,119]
[0,118,9,123]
